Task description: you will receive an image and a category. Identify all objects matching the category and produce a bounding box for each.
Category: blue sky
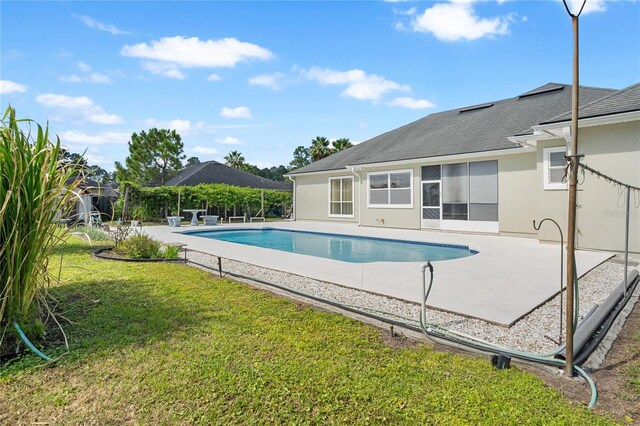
[1,0,639,171]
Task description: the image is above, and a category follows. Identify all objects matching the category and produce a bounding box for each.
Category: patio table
[184,209,207,226]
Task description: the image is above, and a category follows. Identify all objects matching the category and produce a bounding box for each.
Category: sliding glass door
[421,160,498,232]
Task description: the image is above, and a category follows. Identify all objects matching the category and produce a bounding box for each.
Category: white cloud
[73,14,131,35]
[85,153,115,167]
[36,94,95,109]
[0,80,27,94]
[88,72,111,83]
[301,67,410,101]
[218,136,243,145]
[393,7,417,15]
[394,22,408,31]
[192,146,219,155]
[562,0,606,15]
[77,61,92,72]
[60,62,113,84]
[36,93,123,124]
[89,113,122,124]
[248,72,286,90]
[206,73,222,82]
[220,106,252,119]
[59,74,84,83]
[60,130,130,146]
[388,97,436,109]
[141,61,185,79]
[144,118,192,132]
[412,1,512,41]
[121,36,272,73]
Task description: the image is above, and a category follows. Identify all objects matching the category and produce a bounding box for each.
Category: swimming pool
[186,228,477,263]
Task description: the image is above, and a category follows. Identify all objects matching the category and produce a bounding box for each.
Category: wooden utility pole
[562,0,586,378]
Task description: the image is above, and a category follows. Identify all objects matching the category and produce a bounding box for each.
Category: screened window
[469,160,498,221]
[442,163,468,220]
[368,170,412,207]
[543,147,567,190]
[437,160,498,222]
[329,177,354,217]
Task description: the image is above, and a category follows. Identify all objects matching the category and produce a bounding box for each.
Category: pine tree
[123,128,185,185]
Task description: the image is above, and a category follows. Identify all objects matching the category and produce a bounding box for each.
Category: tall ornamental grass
[0,107,81,353]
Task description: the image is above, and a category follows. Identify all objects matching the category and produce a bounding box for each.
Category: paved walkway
[143,221,611,326]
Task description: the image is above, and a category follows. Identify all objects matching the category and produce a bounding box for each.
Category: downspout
[287,176,296,221]
[350,167,364,226]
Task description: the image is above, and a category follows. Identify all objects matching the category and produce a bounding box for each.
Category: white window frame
[367,169,414,209]
[328,176,355,218]
[543,146,567,190]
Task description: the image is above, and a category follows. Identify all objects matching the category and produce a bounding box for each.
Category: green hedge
[116,183,292,221]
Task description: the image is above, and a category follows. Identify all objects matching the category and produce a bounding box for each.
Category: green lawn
[0,238,617,424]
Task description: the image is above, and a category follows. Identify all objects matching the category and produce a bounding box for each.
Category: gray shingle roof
[542,82,640,124]
[165,160,292,190]
[289,83,615,175]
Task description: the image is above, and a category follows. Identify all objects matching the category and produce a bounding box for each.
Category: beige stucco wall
[358,164,421,229]
[295,155,541,233]
[577,122,640,253]
[534,120,640,254]
[293,171,359,223]
[496,153,538,237]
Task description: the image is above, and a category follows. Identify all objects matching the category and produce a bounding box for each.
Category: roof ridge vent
[459,103,494,114]
[518,85,564,99]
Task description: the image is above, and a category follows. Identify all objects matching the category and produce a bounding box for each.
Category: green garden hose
[13,321,52,362]
[419,263,598,409]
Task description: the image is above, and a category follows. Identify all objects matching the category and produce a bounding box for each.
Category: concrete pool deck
[143,221,612,326]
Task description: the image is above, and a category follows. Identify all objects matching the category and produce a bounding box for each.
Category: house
[286,83,640,254]
[165,160,292,191]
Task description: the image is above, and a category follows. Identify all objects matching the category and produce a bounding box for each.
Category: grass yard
[0,238,619,424]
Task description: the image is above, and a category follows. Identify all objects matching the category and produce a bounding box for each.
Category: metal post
[533,219,564,345]
[562,0,585,377]
[624,187,631,296]
[217,256,223,277]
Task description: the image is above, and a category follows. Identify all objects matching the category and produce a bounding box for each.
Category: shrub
[117,182,292,221]
[115,234,161,259]
[0,107,82,353]
[163,245,181,260]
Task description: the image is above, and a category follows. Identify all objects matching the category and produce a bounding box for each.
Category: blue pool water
[187,228,477,263]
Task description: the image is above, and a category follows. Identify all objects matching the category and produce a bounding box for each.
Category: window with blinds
[329,177,354,217]
[368,170,413,207]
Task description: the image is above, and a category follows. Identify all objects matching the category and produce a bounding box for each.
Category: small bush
[115,234,161,259]
[163,245,181,260]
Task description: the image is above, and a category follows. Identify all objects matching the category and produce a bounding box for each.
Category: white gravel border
[188,250,638,354]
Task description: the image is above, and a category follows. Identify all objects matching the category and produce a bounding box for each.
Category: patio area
[143,221,612,326]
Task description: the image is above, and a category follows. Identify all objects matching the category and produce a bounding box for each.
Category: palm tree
[224,150,245,169]
[332,138,353,153]
[310,136,330,162]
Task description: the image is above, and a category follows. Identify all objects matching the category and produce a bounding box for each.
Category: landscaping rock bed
[188,249,638,354]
